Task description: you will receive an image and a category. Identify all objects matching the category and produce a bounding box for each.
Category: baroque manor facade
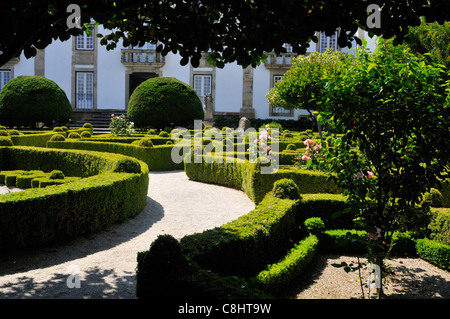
[0,25,376,123]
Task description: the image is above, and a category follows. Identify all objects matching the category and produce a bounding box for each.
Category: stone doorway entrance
[129,72,158,97]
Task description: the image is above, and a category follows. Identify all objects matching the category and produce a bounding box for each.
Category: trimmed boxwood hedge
[180,193,300,277]
[47,140,182,171]
[9,128,90,148]
[416,238,450,270]
[184,155,341,203]
[255,234,319,294]
[428,208,450,245]
[0,146,149,253]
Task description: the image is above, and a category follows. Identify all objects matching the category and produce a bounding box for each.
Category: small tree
[316,40,450,298]
[266,49,348,138]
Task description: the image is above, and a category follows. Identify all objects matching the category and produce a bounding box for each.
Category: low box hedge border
[9,128,91,148]
[254,234,319,294]
[416,238,450,270]
[184,155,342,204]
[136,188,448,299]
[0,146,149,253]
[179,193,300,277]
[47,140,182,171]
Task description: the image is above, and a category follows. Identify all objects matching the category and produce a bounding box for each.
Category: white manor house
[0,25,376,125]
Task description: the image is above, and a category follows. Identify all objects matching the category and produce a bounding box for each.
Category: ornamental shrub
[53,127,64,133]
[127,77,204,129]
[138,138,154,148]
[49,170,65,180]
[0,130,8,136]
[286,144,296,151]
[68,132,81,139]
[0,76,72,127]
[0,137,13,146]
[271,178,301,200]
[50,134,65,141]
[80,131,91,138]
[299,134,309,142]
[159,131,169,138]
[7,130,20,136]
[136,234,190,299]
[304,217,326,236]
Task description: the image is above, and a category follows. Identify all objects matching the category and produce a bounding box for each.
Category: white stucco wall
[96,32,127,109]
[13,53,35,77]
[214,62,243,114]
[45,38,72,102]
[252,65,271,119]
[161,53,190,84]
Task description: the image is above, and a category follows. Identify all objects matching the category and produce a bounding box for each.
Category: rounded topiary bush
[7,130,20,136]
[50,134,65,141]
[0,136,13,146]
[159,131,170,138]
[136,234,190,299]
[299,134,309,142]
[0,76,72,127]
[127,77,204,129]
[80,131,91,138]
[49,170,65,180]
[0,130,9,136]
[272,178,301,200]
[304,217,326,236]
[68,132,81,139]
[138,138,154,148]
[286,143,296,151]
[53,127,64,133]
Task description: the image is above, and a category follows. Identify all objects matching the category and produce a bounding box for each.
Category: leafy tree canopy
[404,18,450,69]
[1,0,449,68]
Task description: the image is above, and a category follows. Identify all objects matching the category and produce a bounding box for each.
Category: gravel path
[292,254,450,299]
[0,171,255,299]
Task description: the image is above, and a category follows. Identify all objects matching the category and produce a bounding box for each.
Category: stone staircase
[71,110,128,134]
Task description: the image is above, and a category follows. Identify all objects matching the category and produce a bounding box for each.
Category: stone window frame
[0,69,12,91]
[190,57,216,109]
[75,71,95,109]
[269,73,294,117]
[193,74,213,103]
[75,27,95,51]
